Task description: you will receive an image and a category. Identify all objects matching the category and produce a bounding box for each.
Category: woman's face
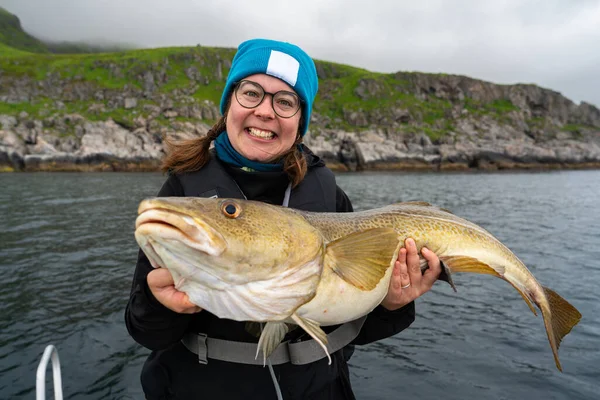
[226,74,301,163]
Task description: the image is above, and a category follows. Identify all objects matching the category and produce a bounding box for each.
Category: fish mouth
[134,201,226,268]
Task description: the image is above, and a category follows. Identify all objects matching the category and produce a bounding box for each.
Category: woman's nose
[253,94,275,119]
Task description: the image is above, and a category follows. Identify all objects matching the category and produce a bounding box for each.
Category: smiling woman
[224,74,303,163]
[124,38,442,400]
[159,38,320,186]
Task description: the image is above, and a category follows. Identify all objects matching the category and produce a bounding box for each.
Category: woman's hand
[381,238,441,311]
[147,268,202,314]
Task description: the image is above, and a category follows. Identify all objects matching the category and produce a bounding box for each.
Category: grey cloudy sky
[2,0,599,106]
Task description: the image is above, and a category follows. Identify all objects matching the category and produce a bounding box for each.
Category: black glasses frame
[234,80,302,118]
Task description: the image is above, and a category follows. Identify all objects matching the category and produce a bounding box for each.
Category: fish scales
[135,197,582,370]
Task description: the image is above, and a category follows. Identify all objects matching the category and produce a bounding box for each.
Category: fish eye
[221,201,241,218]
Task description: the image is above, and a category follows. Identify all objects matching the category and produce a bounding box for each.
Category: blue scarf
[213,132,285,172]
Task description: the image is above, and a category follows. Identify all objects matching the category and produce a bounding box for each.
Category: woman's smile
[246,127,276,141]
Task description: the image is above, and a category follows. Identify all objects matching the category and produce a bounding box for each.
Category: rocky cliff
[1,45,599,172]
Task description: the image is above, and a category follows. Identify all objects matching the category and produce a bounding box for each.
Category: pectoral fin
[291,313,331,365]
[256,322,289,366]
[325,228,399,291]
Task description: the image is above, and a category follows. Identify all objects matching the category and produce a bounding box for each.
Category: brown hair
[161,102,308,187]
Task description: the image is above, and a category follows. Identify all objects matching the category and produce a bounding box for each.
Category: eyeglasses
[234,80,301,118]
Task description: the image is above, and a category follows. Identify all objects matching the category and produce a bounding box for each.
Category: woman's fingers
[380,237,444,311]
[147,267,174,288]
[396,247,411,290]
[405,238,422,288]
[147,268,202,314]
[421,247,442,288]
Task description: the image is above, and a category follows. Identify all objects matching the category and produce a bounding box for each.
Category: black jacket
[125,150,415,400]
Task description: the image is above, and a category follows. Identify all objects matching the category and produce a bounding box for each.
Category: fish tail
[538,287,582,372]
[440,255,582,371]
[502,280,582,371]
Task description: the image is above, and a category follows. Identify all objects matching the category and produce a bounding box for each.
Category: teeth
[248,128,275,139]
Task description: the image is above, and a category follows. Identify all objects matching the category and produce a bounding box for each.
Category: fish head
[134,197,325,321]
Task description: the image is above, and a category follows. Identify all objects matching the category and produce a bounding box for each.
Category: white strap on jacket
[181,316,367,365]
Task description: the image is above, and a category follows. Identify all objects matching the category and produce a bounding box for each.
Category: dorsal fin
[393,201,454,214]
[393,201,433,207]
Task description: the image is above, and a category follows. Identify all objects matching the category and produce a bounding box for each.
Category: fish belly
[295,265,395,326]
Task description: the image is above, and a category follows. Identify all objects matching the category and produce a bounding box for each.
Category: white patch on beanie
[266,50,299,87]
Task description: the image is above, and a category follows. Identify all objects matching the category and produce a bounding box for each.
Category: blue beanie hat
[219,38,318,136]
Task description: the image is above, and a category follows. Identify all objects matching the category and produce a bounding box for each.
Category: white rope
[259,323,284,400]
[267,359,284,400]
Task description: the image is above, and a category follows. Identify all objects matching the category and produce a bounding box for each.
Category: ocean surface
[1,170,598,400]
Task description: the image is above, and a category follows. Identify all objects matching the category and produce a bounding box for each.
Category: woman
[125,38,441,400]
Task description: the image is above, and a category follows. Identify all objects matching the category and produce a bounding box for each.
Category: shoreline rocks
[2,115,599,173]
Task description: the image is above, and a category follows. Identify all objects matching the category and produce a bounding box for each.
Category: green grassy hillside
[0,41,32,57]
[0,7,595,142]
[0,7,49,53]
[0,45,531,141]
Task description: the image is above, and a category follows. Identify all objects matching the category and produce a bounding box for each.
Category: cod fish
[134,197,581,371]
